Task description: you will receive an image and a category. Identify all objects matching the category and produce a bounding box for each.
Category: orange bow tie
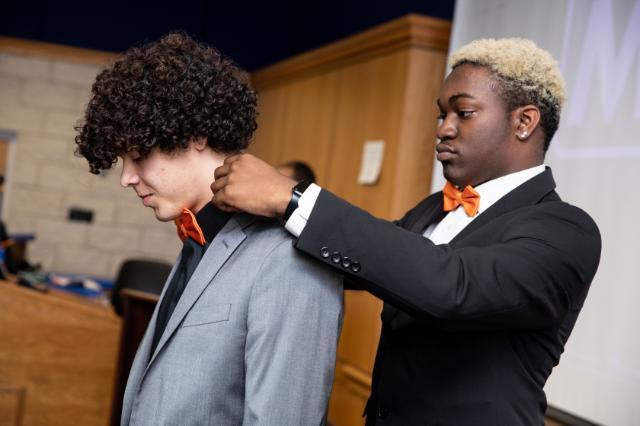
[175,208,206,246]
[443,182,480,217]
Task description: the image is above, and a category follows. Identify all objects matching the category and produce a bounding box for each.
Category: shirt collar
[194,202,233,244]
[474,164,546,214]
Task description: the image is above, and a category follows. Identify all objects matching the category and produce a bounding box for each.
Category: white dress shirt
[285,165,546,244]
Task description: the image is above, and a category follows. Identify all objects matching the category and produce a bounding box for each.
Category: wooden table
[0,282,121,426]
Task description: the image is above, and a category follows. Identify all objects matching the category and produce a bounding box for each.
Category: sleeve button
[377,407,389,419]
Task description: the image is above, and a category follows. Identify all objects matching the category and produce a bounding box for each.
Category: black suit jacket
[295,168,601,425]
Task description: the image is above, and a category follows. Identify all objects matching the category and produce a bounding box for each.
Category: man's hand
[211,154,297,218]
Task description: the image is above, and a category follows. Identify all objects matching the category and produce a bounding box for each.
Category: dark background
[2,0,455,71]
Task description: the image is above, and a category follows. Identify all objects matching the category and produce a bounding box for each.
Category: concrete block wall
[0,52,180,279]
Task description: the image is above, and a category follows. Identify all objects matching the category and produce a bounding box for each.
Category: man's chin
[442,165,456,184]
[151,208,177,223]
[442,167,467,188]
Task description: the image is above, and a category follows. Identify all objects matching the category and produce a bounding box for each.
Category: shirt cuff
[284,183,322,238]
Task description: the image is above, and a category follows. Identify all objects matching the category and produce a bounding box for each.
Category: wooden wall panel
[323,51,408,218]
[337,291,382,379]
[251,14,451,89]
[0,140,8,178]
[249,84,290,165]
[276,73,340,186]
[251,72,341,187]
[391,48,448,218]
[0,384,25,426]
[0,36,117,66]
[329,364,372,426]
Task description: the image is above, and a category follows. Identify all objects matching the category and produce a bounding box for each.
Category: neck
[187,150,227,214]
[191,197,210,214]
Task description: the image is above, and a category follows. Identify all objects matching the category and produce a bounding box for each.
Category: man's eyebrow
[436,92,475,110]
[449,93,475,105]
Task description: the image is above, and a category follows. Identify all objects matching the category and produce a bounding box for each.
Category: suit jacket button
[377,407,389,419]
[320,247,330,258]
[351,261,361,273]
[341,257,352,268]
[331,252,342,264]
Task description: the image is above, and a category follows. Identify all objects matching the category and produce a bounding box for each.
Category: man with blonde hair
[211,38,601,425]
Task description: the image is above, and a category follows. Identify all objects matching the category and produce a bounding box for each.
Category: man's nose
[120,158,140,187]
[436,115,457,142]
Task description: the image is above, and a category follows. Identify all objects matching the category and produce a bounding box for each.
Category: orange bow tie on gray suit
[175,208,206,245]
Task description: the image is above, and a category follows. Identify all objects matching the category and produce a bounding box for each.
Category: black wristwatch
[283,181,311,222]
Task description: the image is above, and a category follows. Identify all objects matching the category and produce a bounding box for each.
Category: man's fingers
[216,202,240,213]
[210,186,231,211]
[223,153,243,165]
[210,176,242,214]
[210,175,228,195]
[211,153,280,217]
[215,152,251,179]
[214,163,230,180]
[213,197,239,212]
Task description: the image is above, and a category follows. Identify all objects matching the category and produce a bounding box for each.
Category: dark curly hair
[75,32,258,174]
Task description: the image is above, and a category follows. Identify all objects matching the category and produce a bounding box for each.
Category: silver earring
[518,131,528,140]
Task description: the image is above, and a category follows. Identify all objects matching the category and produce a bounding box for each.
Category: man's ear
[513,105,541,141]
[192,137,209,152]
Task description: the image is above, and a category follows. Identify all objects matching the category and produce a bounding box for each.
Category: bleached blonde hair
[449,38,565,150]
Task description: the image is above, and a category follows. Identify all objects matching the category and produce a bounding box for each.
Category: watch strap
[283,181,311,222]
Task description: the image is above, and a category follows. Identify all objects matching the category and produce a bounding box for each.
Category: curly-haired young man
[210,38,602,424]
[76,33,343,425]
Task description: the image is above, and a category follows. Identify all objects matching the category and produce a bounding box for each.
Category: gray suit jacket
[121,214,343,425]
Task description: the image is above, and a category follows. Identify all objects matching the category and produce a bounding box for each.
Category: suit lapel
[141,213,255,379]
[449,167,556,246]
[405,193,447,234]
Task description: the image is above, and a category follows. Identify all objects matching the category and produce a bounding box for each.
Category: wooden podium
[0,282,121,426]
